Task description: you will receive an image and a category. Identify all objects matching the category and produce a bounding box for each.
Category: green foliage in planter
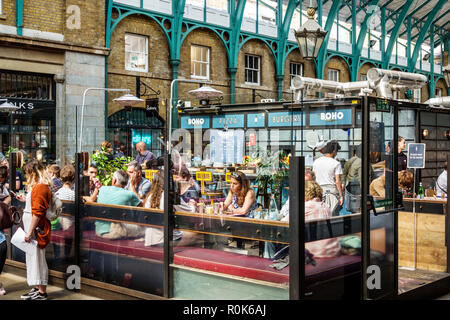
[253,148,289,208]
[4,146,19,158]
[90,148,133,186]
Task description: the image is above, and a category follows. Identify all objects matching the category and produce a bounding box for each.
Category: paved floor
[1,271,449,300]
[0,272,101,300]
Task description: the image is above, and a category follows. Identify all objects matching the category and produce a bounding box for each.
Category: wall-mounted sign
[407,143,426,169]
[268,111,304,127]
[309,108,353,126]
[180,116,210,129]
[132,129,151,145]
[376,99,391,112]
[247,113,265,128]
[212,114,245,129]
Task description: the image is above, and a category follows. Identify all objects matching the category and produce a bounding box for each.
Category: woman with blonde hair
[143,169,199,247]
[16,159,53,300]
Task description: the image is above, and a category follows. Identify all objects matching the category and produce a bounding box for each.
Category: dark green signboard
[376,99,391,112]
[374,198,393,208]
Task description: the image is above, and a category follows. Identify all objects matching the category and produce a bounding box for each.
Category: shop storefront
[0,70,56,163]
[107,106,165,159]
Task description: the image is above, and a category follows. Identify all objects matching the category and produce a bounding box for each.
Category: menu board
[210,129,245,165]
[407,143,426,169]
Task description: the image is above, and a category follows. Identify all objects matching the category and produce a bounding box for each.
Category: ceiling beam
[409,0,447,71]
[383,0,416,68]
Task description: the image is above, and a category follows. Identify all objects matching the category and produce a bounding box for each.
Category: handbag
[46,192,63,221]
[0,201,21,230]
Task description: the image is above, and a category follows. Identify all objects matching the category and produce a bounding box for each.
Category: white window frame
[360,74,367,81]
[125,33,148,72]
[413,88,421,103]
[190,45,210,80]
[435,88,442,97]
[328,68,340,82]
[290,62,303,84]
[245,54,261,85]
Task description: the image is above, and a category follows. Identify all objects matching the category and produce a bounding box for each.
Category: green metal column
[408,0,446,72]
[382,0,415,69]
[430,25,435,98]
[228,0,247,104]
[169,0,186,130]
[16,0,23,36]
[351,0,382,82]
[316,0,342,80]
[275,0,299,100]
[228,68,237,104]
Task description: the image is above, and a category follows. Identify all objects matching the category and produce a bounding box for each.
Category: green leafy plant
[90,147,133,186]
[253,148,289,208]
[4,146,19,158]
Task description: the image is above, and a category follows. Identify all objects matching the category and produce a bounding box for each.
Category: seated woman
[280,181,341,258]
[223,171,258,217]
[143,170,199,247]
[173,165,199,203]
[370,170,414,198]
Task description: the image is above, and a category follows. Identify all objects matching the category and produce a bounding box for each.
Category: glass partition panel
[301,102,362,299]
[80,202,165,296]
[366,98,397,299]
[171,108,291,300]
[396,109,450,294]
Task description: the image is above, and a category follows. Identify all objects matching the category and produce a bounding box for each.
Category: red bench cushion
[51,230,361,285]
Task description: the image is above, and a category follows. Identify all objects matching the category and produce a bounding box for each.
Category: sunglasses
[231,172,242,181]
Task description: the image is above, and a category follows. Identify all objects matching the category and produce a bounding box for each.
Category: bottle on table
[418,182,424,199]
[269,195,279,220]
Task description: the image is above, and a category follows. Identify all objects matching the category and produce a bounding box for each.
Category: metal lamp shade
[188,86,223,99]
[0,101,20,113]
[443,65,450,87]
[294,8,327,60]
[113,93,144,106]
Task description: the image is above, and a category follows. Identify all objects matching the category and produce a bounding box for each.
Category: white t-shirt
[436,170,447,196]
[313,156,343,186]
[55,186,75,201]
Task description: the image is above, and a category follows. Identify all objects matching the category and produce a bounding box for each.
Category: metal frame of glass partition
[3,97,450,300]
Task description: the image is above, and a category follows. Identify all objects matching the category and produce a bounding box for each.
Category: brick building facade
[0,0,108,165]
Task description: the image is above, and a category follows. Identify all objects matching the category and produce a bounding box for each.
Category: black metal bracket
[137,77,161,98]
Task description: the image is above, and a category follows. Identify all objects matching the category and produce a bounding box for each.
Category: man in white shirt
[313,140,343,216]
[436,162,447,197]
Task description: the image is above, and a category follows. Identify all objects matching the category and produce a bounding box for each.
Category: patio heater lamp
[0,100,20,148]
[443,64,450,88]
[188,86,224,107]
[294,5,327,60]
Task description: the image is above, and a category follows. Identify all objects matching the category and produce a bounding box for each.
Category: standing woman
[223,171,258,217]
[313,140,344,216]
[398,136,407,171]
[20,159,52,300]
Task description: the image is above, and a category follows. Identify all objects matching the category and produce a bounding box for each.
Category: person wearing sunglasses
[223,171,258,217]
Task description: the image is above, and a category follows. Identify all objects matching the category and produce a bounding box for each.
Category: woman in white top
[313,140,343,216]
[143,170,196,246]
[55,165,75,230]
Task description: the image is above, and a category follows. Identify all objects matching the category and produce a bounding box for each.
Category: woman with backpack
[16,159,53,300]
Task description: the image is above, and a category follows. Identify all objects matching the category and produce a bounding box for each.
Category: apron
[320,184,341,216]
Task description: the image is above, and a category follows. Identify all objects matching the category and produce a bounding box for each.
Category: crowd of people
[0,135,448,298]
